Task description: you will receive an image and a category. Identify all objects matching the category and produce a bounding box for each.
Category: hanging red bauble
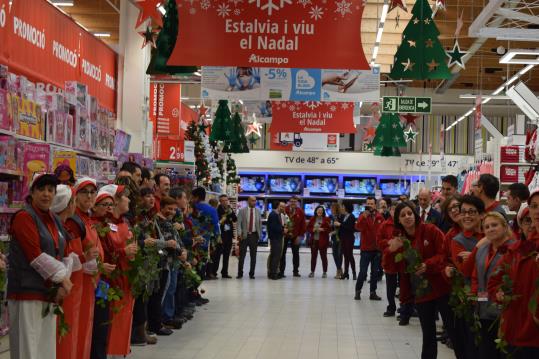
[135,0,164,29]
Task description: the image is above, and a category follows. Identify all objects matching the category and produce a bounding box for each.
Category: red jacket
[285,206,306,238]
[377,217,397,273]
[488,234,539,348]
[306,216,331,249]
[355,212,384,251]
[385,223,450,304]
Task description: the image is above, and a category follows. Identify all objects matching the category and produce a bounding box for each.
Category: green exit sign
[382,96,432,114]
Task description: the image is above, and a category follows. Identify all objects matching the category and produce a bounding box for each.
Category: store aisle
[130,252,454,359]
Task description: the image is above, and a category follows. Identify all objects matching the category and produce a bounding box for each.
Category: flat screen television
[380,179,410,196]
[268,175,302,194]
[304,176,339,195]
[239,174,266,193]
[304,202,333,217]
[352,203,365,218]
[343,177,377,196]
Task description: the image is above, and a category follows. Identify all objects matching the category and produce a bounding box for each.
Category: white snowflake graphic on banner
[249,0,292,15]
[217,3,231,17]
[304,101,322,110]
[330,105,337,112]
[309,5,324,20]
[201,0,211,9]
[234,8,241,15]
[335,0,352,17]
[289,105,297,111]
[297,0,311,7]
[190,6,197,14]
[341,103,350,110]
[229,0,244,5]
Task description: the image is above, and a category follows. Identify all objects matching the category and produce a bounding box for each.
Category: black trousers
[508,346,539,359]
[213,232,233,276]
[385,273,398,313]
[452,315,478,359]
[280,236,300,274]
[268,237,283,275]
[132,295,147,327]
[147,268,168,332]
[174,269,187,317]
[478,319,502,359]
[415,295,456,359]
[90,300,110,359]
[238,233,258,276]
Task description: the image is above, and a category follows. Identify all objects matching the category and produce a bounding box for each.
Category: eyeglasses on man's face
[96,202,114,208]
[460,209,478,216]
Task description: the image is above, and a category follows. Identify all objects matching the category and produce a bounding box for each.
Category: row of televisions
[239,174,411,197]
[237,199,367,218]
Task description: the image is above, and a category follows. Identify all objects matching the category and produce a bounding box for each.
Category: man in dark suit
[417,188,442,228]
[216,194,238,278]
[267,201,287,280]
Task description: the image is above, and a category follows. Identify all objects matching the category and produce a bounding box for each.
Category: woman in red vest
[306,205,331,278]
[385,201,455,359]
[488,192,539,359]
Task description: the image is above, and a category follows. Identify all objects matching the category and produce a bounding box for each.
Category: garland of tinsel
[226,154,239,184]
[186,120,211,186]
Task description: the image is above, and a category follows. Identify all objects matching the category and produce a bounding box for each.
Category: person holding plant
[470,212,514,359]
[385,201,456,359]
[488,191,539,359]
[8,174,73,359]
[282,196,306,277]
[335,201,357,280]
[329,202,343,279]
[306,205,331,278]
[517,206,532,240]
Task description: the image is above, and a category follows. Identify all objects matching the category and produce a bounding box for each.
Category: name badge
[477,291,488,302]
[109,223,118,232]
[224,224,231,231]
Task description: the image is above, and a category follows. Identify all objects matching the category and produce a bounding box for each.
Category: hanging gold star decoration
[427,59,439,72]
[425,38,434,48]
[402,58,415,72]
[139,26,158,49]
[408,40,417,48]
[404,126,418,143]
[245,117,263,138]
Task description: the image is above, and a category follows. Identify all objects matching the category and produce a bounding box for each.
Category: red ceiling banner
[270,101,356,134]
[149,82,181,136]
[168,0,369,70]
[2,0,118,111]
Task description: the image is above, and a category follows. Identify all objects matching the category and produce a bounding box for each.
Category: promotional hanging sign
[168,0,370,70]
[3,0,118,111]
[149,82,181,136]
[202,66,379,103]
[270,101,355,134]
[155,137,185,162]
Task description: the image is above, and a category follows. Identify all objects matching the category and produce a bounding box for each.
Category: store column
[117,0,152,154]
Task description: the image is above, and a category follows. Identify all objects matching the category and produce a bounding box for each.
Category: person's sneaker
[155,327,173,336]
[354,291,361,300]
[369,292,382,301]
[131,338,146,346]
[163,319,182,329]
[308,272,314,278]
[322,272,327,278]
[293,272,301,277]
[383,311,395,317]
[146,335,157,345]
[398,317,410,326]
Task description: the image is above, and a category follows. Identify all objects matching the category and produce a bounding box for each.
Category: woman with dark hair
[516,206,532,240]
[385,201,455,359]
[306,206,331,278]
[335,201,356,280]
[329,202,343,279]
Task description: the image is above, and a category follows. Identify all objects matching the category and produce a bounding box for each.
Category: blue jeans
[331,237,342,270]
[162,268,178,321]
[355,250,381,293]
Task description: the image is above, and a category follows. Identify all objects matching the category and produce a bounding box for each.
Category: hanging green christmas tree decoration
[372,113,407,157]
[226,154,240,185]
[389,0,451,80]
[186,120,211,186]
[146,0,197,75]
[223,112,250,154]
[209,100,232,142]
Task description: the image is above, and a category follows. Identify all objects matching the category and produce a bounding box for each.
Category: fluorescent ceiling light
[464,110,473,117]
[492,86,505,95]
[459,94,509,100]
[94,33,111,38]
[506,82,539,121]
[482,98,491,105]
[50,0,74,6]
[380,4,389,23]
[500,49,539,65]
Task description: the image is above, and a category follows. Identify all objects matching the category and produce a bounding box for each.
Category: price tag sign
[156,138,184,162]
[375,190,382,200]
[303,188,310,197]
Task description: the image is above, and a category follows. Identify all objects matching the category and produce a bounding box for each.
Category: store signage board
[233,151,472,175]
[201,67,379,103]
[270,101,355,134]
[382,97,432,114]
[149,82,181,137]
[269,132,340,152]
[2,0,117,111]
[168,1,370,70]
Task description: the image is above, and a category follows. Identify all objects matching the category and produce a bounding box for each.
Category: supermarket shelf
[0,168,23,177]
[0,129,116,161]
[0,208,19,214]
[500,162,531,166]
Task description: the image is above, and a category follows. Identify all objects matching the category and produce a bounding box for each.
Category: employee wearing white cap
[51,185,84,359]
[8,174,73,359]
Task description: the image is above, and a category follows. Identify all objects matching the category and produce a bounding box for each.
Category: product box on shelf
[65,114,74,147]
[0,65,8,90]
[0,135,17,170]
[17,97,45,140]
[22,143,50,198]
[53,150,77,178]
[9,180,24,207]
[76,156,90,177]
[0,182,8,208]
[0,89,12,131]
[500,146,525,163]
[500,165,527,183]
[65,81,88,107]
[74,105,90,151]
[0,214,10,236]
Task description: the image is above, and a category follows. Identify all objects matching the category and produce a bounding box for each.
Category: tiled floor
[130,250,454,359]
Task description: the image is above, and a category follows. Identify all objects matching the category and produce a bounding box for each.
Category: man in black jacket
[267,201,287,280]
[215,194,238,278]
